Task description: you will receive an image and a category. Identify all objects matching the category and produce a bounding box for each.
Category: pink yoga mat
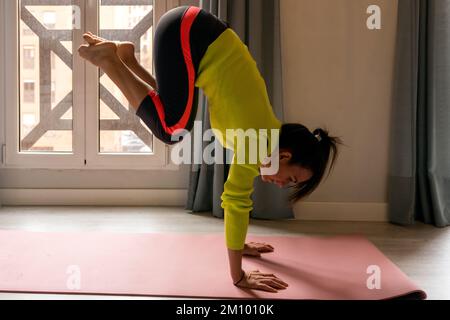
[0,230,426,299]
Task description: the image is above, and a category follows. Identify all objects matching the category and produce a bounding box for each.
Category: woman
[78,5,342,293]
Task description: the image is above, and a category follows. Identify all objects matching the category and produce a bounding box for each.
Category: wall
[0,0,400,215]
[280,0,399,220]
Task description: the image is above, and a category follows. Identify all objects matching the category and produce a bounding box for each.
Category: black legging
[135,6,228,145]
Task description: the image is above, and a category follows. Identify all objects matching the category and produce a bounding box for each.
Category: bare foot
[83,32,136,65]
[78,41,118,68]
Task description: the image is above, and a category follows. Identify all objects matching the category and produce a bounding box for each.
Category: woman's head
[260,123,344,202]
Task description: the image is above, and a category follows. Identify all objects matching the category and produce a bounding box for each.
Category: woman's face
[259,151,313,188]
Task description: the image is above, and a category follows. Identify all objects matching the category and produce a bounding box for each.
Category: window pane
[23,45,35,69]
[99,0,154,154]
[33,130,73,152]
[19,1,75,153]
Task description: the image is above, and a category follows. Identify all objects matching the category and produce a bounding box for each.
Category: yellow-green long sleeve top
[195,28,282,250]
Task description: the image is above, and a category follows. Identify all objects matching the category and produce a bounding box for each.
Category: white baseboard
[0,189,388,222]
[0,189,187,206]
[293,201,388,222]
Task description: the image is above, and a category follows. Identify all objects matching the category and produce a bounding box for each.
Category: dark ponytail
[279,123,346,202]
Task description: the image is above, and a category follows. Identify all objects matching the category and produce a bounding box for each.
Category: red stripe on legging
[149,6,201,135]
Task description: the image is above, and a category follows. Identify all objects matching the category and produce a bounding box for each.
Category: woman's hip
[154,5,228,74]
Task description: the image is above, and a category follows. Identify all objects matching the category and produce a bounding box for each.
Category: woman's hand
[234,270,288,293]
[242,242,274,257]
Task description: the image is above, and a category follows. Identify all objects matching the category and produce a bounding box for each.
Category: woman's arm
[222,163,288,292]
[228,248,244,283]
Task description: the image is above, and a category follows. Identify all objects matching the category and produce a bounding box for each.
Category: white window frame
[0,0,5,168]
[2,0,172,170]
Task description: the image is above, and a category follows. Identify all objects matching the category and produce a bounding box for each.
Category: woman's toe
[83,34,100,45]
[77,45,89,58]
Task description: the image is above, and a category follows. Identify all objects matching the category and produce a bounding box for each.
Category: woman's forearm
[227,248,244,283]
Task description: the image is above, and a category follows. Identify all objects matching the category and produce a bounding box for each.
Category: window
[98,0,155,154]
[23,80,35,103]
[22,113,36,136]
[23,113,36,127]
[51,81,56,103]
[3,0,167,169]
[22,25,34,36]
[42,11,56,29]
[23,45,35,69]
